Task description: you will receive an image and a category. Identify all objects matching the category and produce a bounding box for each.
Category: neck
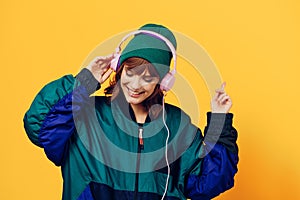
[130,103,148,124]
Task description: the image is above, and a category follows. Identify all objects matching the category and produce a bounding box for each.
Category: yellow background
[1,0,299,199]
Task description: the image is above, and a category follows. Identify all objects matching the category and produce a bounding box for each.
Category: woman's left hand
[211,82,232,113]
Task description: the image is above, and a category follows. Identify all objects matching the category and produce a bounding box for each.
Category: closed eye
[143,76,158,83]
[143,78,153,83]
[125,69,134,77]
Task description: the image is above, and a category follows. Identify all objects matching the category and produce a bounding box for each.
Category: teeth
[131,91,140,95]
[128,87,143,95]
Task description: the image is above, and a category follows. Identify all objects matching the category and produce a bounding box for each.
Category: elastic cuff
[207,112,233,128]
[205,112,238,153]
[204,112,233,138]
[76,68,101,94]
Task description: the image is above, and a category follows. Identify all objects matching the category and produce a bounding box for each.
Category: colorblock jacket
[23,69,239,200]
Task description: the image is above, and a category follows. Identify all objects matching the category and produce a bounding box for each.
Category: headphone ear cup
[160,72,175,92]
[110,53,121,71]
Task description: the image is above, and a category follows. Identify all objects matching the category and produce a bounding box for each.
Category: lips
[127,87,145,98]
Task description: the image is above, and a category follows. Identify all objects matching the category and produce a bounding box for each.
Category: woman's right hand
[86,54,115,84]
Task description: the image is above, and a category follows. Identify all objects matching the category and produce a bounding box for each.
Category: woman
[24,24,238,200]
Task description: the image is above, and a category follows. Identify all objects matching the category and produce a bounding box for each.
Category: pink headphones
[110,30,177,92]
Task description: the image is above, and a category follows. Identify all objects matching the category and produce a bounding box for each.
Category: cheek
[145,83,157,93]
[120,74,130,85]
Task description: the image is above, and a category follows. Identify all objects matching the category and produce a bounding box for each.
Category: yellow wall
[1,0,299,199]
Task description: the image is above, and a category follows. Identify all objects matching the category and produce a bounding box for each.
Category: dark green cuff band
[76,68,101,94]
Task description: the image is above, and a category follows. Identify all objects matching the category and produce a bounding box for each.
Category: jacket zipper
[138,127,144,150]
[134,126,144,200]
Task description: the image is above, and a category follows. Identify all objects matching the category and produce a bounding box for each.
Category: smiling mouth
[126,87,145,97]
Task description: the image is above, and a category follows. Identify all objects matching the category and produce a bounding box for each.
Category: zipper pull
[138,127,144,150]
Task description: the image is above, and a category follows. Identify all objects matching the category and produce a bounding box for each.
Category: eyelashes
[125,70,134,77]
[143,77,155,83]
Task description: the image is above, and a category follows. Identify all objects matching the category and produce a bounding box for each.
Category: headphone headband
[115,30,177,74]
[110,29,177,91]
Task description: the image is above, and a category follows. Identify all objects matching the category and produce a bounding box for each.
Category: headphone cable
[161,94,170,200]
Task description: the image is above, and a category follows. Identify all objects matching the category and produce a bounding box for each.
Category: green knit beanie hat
[118,23,177,79]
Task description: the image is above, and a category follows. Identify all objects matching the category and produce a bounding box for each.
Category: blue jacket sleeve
[39,69,100,166]
[39,85,90,166]
[185,113,239,200]
[24,68,100,166]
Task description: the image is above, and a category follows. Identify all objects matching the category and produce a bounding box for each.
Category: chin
[125,97,144,105]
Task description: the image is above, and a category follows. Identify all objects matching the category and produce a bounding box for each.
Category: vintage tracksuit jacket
[23,69,239,200]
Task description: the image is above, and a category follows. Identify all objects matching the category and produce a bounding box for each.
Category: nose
[129,76,142,90]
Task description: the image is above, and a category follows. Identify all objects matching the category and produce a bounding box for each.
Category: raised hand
[211,82,232,113]
[86,54,115,84]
